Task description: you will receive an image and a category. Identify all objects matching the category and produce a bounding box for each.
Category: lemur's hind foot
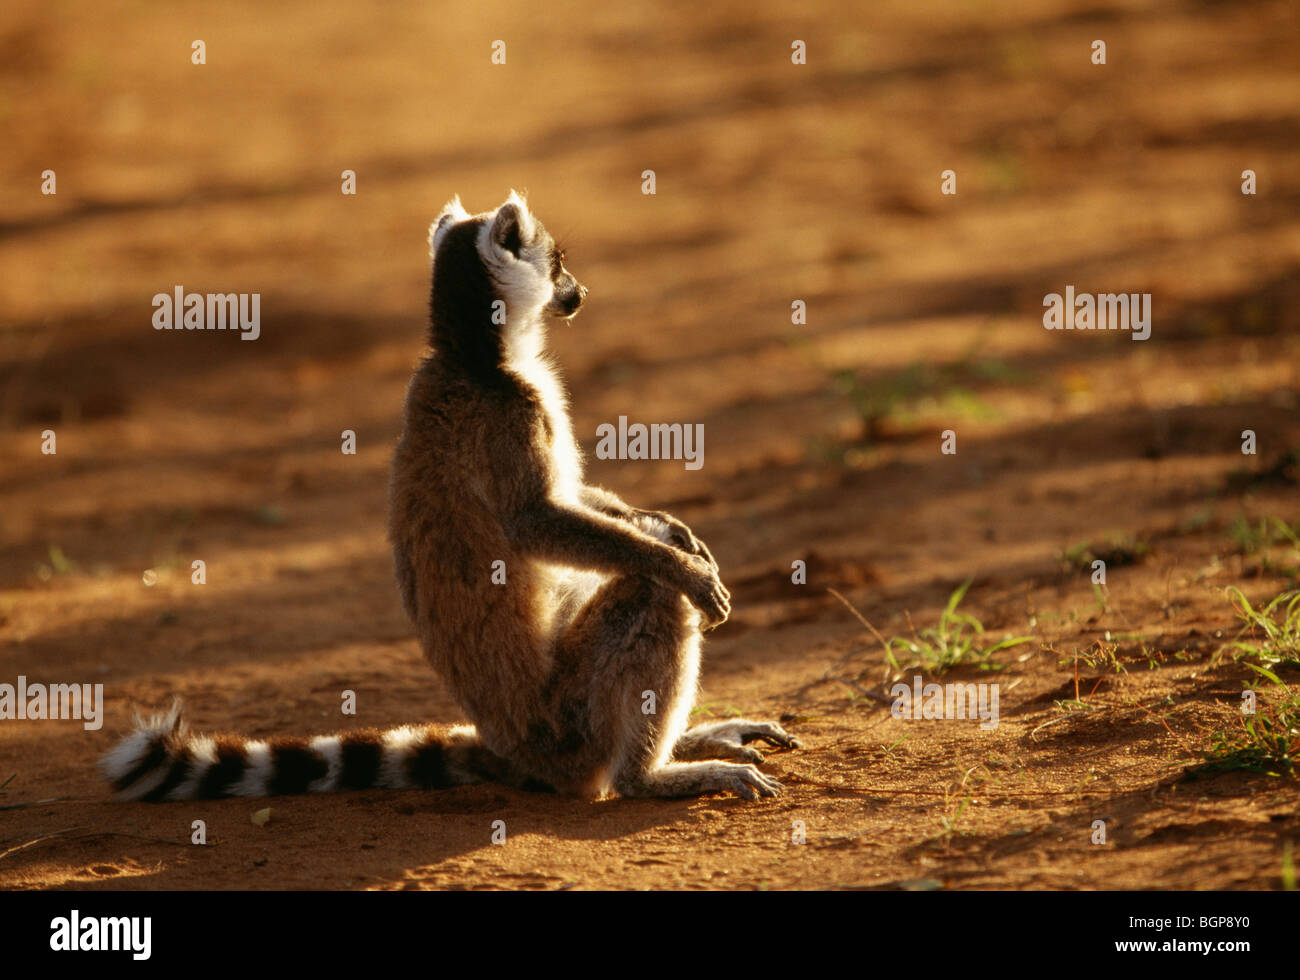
[615,760,784,801]
[672,719,802,764]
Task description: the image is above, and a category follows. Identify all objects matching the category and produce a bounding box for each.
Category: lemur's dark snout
[551,281,587,318]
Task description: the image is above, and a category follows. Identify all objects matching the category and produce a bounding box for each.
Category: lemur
[101,192,800,803]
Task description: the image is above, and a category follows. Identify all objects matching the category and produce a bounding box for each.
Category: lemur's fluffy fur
[102,192,799,803]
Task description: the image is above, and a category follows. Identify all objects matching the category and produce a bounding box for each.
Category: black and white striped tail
[100,703,512,802]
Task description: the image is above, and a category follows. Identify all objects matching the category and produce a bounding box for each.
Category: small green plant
[824,335,1027,448]
[1053,698,1098,712]
[1071,640,1127,675]
[1219,588,1300,670]
[831,366,925,444]
[1229,514,1300,554]
[1200,668,1298,777]
[886,579,1033,673]
[1090,582,1109,616]
[1228,514,1300,576]
[879,734,908,759]
[937,794,973,839]
[1231,515,1281,553]
[1228,514,1267,554]
[1141,645,1165,670]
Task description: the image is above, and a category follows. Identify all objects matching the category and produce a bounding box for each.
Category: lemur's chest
[508,355,583,503]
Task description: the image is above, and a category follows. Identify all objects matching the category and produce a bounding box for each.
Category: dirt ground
[1,0,1298,890]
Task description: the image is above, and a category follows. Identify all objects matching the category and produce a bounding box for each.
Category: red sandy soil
[1,0,1298,889]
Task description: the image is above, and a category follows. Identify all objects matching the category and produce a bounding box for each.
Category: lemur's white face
[429,191,586,321]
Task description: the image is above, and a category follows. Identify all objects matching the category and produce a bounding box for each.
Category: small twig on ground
[827,588,893,658]
[0,825,210,862]
[784,771,1111,799]
[0,826,91,862]
[1030,711,1090,741]
[832,678,894,705]
[69,831,212,848]
[1126,698,1199,753]
[815,589,897,705]
[0,797,73,811]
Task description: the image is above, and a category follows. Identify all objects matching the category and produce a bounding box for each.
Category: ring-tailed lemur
[101,192,800,803]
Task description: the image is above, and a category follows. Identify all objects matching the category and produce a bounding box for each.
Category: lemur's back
[389,360,556,753]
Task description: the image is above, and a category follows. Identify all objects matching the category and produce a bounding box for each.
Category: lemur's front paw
[681,554,730,629]
[640,510,718,571]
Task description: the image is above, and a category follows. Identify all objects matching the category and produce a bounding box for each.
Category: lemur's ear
[490,191,535,258]
[429,195,470,257]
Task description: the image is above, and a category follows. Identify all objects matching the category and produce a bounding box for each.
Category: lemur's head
[429,191,586,324]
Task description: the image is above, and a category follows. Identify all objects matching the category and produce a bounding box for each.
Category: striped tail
[100,703,520,802]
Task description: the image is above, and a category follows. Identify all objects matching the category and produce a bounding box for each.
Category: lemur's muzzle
[549,280,587,318]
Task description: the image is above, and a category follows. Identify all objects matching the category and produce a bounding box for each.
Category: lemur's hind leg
[672,719,802,764]
[526,574,781,801]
